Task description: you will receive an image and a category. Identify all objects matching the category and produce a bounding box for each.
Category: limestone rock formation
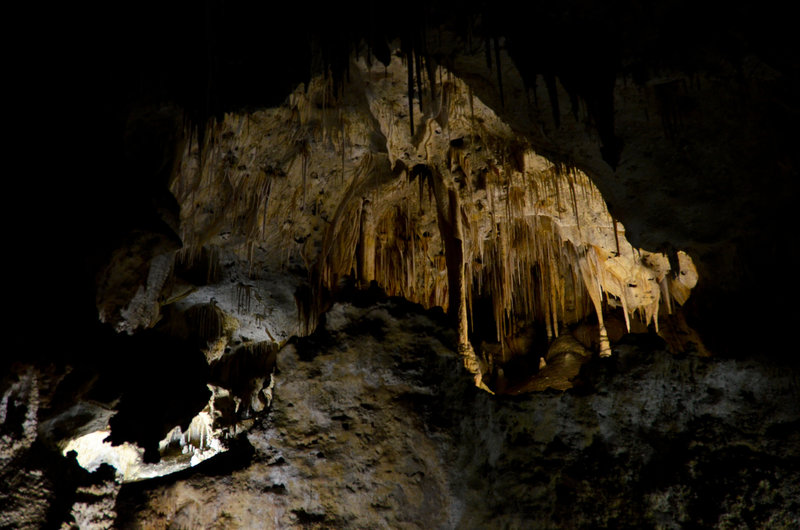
[163,55,698,387]
[114,300,800,528]
[5,1,799,527]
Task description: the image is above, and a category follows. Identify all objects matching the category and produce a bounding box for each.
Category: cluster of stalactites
[468,162,697,351]
[469,217,588,343]
[314,153,697,357]
[471,165,584,339]
[167,61,698,361]
[482,165,696,354]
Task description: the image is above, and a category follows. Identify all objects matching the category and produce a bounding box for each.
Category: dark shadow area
[103,331,211,463]
[113,435,255,526]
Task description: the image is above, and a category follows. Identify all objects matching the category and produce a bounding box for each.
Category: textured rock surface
[116,300,800,528]
[54,253,301,483]
[1,365,126,529]
[8,2,798,527]
[166,55,698,383]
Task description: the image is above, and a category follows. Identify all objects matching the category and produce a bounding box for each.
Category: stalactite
[414,45,424,115]
[186,302,224,345]
[544,74,561,128]
[566,172,581,235]
[422,34,437,109]
[357,198,375,287]
[406,48,415,136]
[300,140,310,210]
[468,86,476,134]
[493,36,504,108]
[236,283,252,314]
[340,110,346,185]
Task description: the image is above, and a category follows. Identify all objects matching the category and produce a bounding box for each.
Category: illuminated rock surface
[165,56,698,385]
[39,57,702,491]
[4,1,799,527]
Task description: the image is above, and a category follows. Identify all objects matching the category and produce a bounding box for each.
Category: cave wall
[114,300,800,528]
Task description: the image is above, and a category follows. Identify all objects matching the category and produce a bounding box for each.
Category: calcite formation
[4,3,797,527]
[169,53,697,386]
[53,52,702,488]
[59,260,296,483]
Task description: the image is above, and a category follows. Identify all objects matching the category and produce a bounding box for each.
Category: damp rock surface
[115,300,800,529]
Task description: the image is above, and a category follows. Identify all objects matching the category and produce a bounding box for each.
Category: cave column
[590,290,613,358]
[431,168,490,391]
[579,249,613,358]
[357,198,376,287]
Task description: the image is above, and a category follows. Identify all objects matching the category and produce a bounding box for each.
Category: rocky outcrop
[116,300,800,528]
[55,254,303,484]
[0,365,124,529]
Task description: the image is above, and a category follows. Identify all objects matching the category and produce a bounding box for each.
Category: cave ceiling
[27,0,797,354]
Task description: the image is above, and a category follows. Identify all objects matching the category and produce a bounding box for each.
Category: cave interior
[3,0,800,527]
